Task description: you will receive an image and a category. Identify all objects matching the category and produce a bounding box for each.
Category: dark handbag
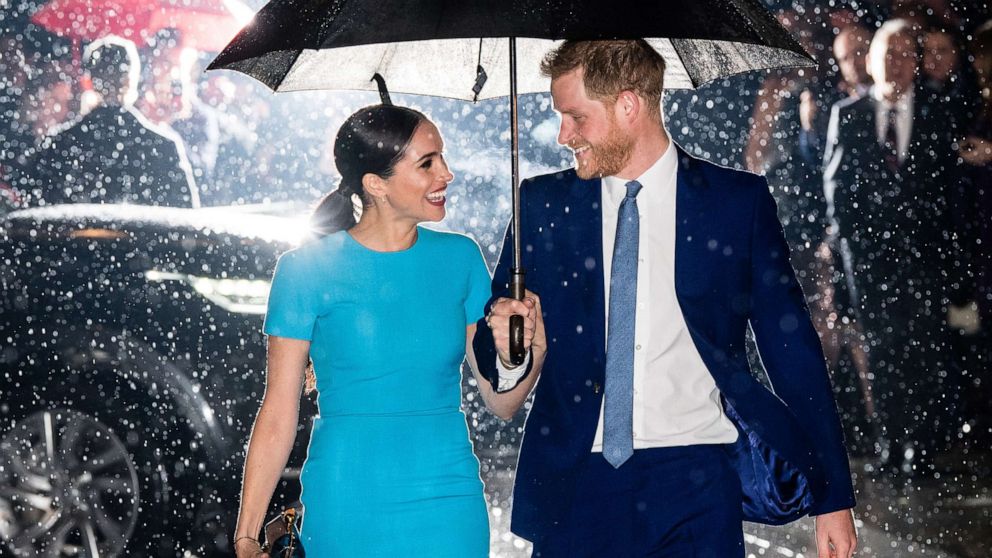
[263,506,305,557]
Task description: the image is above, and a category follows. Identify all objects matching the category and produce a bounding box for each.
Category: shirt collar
[603,140,677,195]
[872,86,914,113]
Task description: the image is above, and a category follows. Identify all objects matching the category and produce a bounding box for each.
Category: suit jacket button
[593,382,601,394]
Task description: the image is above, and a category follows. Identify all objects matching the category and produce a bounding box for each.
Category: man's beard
[574,121,634,180]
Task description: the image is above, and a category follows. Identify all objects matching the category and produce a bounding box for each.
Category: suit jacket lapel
[580,177,607,369]
[861,97,887,164]
[673,148,708,301]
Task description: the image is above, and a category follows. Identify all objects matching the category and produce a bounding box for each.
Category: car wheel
[0,408,140,557]
[0,356,197,557]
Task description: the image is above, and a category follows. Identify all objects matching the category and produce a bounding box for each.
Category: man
[475,40,857,557]
[833,25,874,99]
[823,20,971,476]
[920,28,978,130]
[1,33,31,201]
[28,36,198,208]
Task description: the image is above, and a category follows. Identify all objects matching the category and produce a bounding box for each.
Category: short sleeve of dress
[463,238,492,325]
[263,251,318,340]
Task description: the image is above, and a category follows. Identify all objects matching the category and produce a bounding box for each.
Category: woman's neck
[349,209,419,251]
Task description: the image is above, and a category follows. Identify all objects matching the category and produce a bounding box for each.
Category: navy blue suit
[473,147,856,545]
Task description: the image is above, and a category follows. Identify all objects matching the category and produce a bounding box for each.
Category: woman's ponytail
[310,185,359,238]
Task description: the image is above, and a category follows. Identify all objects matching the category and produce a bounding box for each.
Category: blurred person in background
[138,29,221,192]
[921,27,980,130]
[190,69,304,207]
[27,35,198,207]
[958,20,992,452]
[745,11,828,242]
[824,19,973,478]
[137,27,186,125]
[819,21,879,456]
[1,32,31,201]
[746,10,877,457]
[20,61,75,145]
[833,25,874,99]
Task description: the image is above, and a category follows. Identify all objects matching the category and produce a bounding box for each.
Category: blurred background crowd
[1,0,991,553]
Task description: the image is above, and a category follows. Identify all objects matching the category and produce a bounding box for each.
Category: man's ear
[615,90,641,125]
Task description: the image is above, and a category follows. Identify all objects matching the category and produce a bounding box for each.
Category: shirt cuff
[496,350,531,392]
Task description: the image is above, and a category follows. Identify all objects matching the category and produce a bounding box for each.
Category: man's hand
[486,289,543,366]
[799,89,818,132]
[814,508,857,558]
[947,301,981,335]
[960,136,992,166]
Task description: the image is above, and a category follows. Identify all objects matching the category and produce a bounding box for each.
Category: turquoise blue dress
[263,226,492,557]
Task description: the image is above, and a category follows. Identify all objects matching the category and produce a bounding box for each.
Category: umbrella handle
[508,268,527,366]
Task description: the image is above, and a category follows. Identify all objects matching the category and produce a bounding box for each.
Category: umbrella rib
[721,0,811,59]
[665,40,702,89]
[272,49,307,92]
[720,0,761,47]
[374,43,396,87]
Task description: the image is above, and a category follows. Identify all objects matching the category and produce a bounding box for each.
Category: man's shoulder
[683,150,766,194]
[524,167,582,188]
[522,167,600,204]
[121,108,185,149]
[54,106,180,150]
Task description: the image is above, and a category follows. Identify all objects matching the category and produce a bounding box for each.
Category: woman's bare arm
[233,336,310,555]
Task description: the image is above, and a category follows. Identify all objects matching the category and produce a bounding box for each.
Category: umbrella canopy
[31,0,254,52]
[208,0,814,364]
[208,0,814,99]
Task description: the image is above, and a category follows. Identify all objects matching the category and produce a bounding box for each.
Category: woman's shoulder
[276,231,350,271]
[420,227,483,256]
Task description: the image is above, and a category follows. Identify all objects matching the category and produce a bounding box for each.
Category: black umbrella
[208,0,814,364]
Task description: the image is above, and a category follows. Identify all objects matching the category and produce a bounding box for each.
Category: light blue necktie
[603,180,641,468]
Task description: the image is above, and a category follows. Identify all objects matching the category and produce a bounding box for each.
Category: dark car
[0,203,316,557]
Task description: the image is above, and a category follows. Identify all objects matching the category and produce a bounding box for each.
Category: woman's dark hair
[310,104,428,237]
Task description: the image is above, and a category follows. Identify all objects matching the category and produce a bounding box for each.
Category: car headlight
[145,270,270,314]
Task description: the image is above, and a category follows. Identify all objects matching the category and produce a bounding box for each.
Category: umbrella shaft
[509,37,522,272]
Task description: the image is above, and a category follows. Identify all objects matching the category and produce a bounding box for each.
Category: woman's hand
[234,537,269,558]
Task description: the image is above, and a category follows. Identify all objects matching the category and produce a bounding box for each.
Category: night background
[1,0,990,556]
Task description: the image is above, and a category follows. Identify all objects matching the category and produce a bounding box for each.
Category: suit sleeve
[471,179,534,392]
[748,179,856,516]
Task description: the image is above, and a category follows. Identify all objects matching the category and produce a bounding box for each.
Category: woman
[233,104,545,557]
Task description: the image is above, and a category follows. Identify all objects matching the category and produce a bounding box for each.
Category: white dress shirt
[498,142,739,449]
[590,142,738,451]
[873,87,914,164]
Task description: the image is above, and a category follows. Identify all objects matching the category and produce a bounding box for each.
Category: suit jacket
[28,105,199,208]
[474,147,856,543]
[823,90,970,326]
